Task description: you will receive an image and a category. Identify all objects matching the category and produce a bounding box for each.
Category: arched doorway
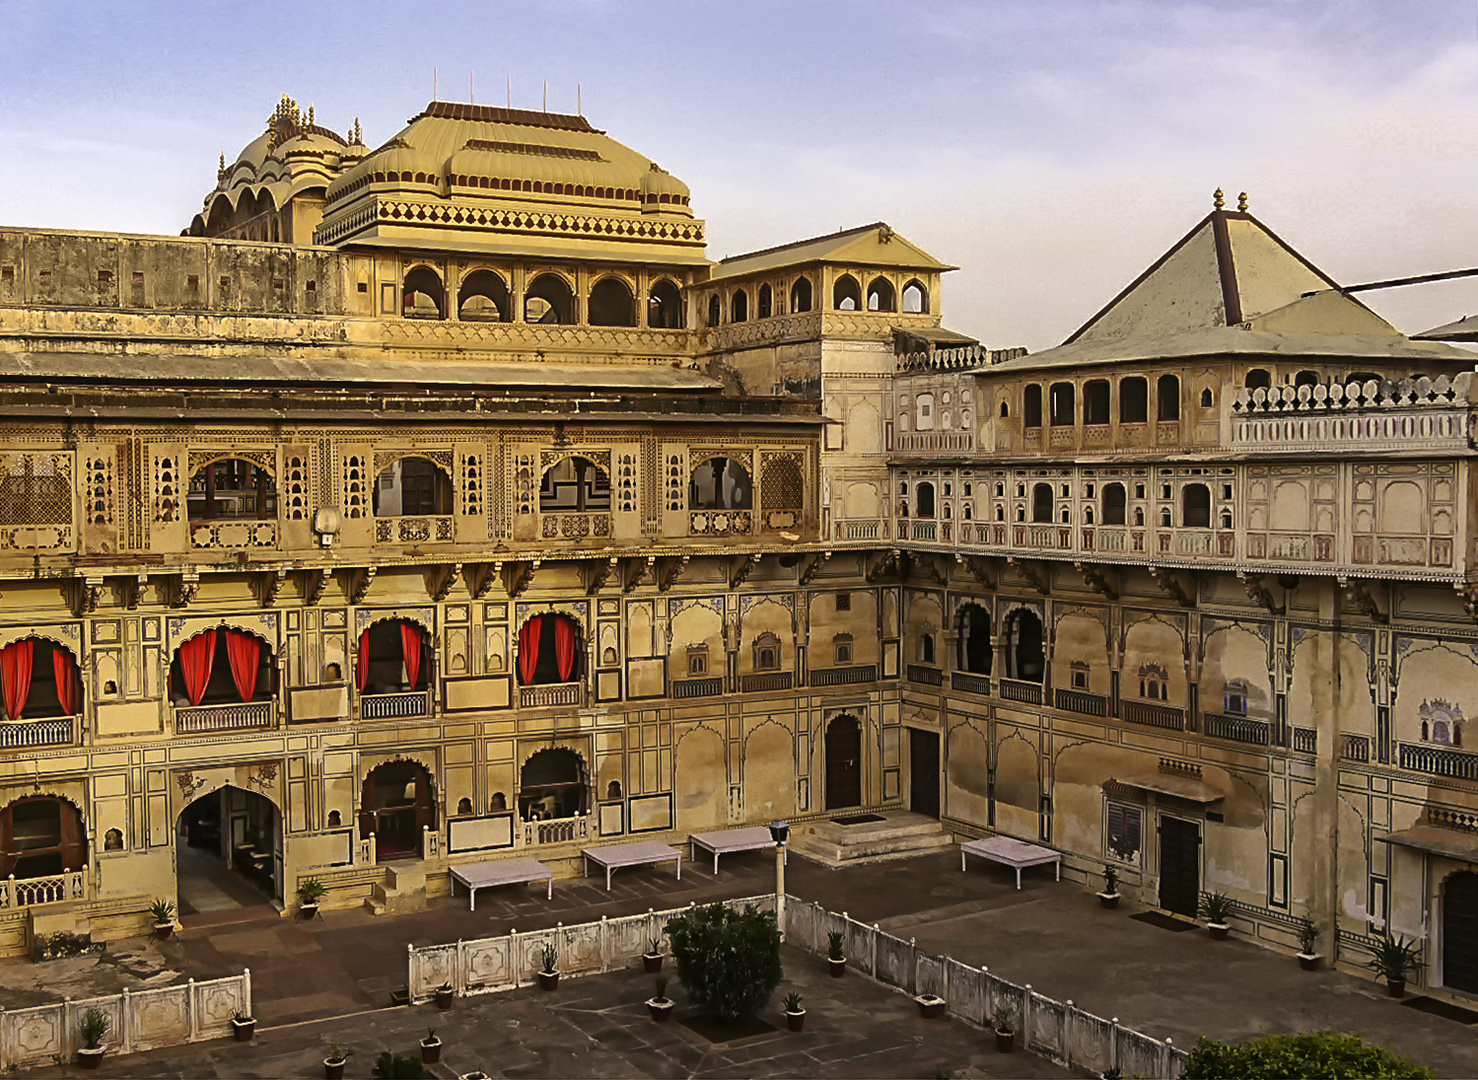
[518,748,588,821]
[175,786,280,914]
[1444,871,1478,994]
[0,795,86,879]
[360,761,436,858]
[824,715,862,811]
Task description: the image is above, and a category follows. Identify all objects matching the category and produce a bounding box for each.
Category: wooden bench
[689,826,785,875]
[960,836,1061,890]
[581,840,682,890]
[449,857,554,910]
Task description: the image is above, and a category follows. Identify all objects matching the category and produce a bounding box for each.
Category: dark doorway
[360,761,436,858]
[909,728,940,818]
[1158,816,1201,917]
[1444,871,1478,994]
[175,787,280,913]
[825,715,862,810]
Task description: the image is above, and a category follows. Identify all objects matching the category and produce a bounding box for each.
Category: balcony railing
[361,690,431,720]
[519,683,581,709]
[999,678,1044,704]
[1056,688,1107,716]
[1122,700,1186,731]
[840,520,882,541]
[1341,733,1371,762]
[811,665,878,687]
[907,665,944,686]
[175,700,273,735]
[952,671,992,696]
[1204,713,1270,746]
[522,812,590,847]
[0,869,86,909]
[1400,742,1478,782]
[375,516,453,543]
[910,521,938,541]
[1293,727,1318,755]
[741,672,793,694]
[0,716,75,750]
[541,512,612,540]
[672,677,723,698]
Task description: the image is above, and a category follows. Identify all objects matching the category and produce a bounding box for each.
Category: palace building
[2,97,1478,999]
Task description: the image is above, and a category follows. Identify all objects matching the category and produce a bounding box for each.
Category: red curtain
[400,623,423,689]
[52,647,77,715]
[178,630,216,706]
[226,630,260,703]
[517,616,543,685]
[356,630,370,693]
[0,640,34,721]
[554,617,577,683]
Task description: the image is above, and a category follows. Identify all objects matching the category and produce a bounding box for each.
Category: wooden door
[1158,815,1200,917]
[1444,871,1478,994]
[909,728,940,818]
[824,715,862,810]
[401,459,437,515]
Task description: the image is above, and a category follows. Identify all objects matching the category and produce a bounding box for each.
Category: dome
[640,164,690,213]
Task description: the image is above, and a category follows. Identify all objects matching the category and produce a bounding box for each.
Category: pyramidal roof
[1002,201,1475,371]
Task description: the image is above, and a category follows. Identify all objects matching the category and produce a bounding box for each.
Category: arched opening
[170,628,274,708]
[360,760,435,858]
[916,481,936,518]
[707,294,722,327]
[833,274,861,311]
[516,613,583,686]
[539,456,611,513]
[1157,374,1181,421]
[1005,609,1044,681]
[1183,483,1211,528]
[902,279,928,314]
[402,266,444,320]
[355,618,430,697]
[0,638,80,721]
[519,747,588,821]
[731,289,749,323]
[1245,368,1272,390]
[648,278,683,328]
[957,604,992,675]
[1102,482,1127,526]
[0,795,85,880]
[757,283,773,319]
[1049,382,1076,426]
[1024,384,1043,427]
[790,276,813,313]
[1294,370,1320,387]
[824,714,862,810]
[372,456,452,516]
[1200,386,1214,408]
[690,457,752,510]
[1120,376,1149,423]
[1032,483,1054,523]
[1084,380,1110,425]
[176,786,280,911]
[187,458,276,522]
[1443,871,1478,994]
[588,276,636,327]
[457,269,510,322]
[524,272,575,324]
[866,277,896,312]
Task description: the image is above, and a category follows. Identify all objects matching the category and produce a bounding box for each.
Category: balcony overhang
[1381,826,1478,862]
[1111,771,1229,803]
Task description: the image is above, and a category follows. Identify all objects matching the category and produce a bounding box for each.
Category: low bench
[960,836,1061,890]
[449,857,554,910]
[689,826,785,875]
[581,840,682,890]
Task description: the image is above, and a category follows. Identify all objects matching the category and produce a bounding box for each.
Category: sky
[3,0,1478,352]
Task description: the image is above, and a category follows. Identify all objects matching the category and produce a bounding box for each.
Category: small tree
[665,902,782,1023]
[1181,1032,1431,1079]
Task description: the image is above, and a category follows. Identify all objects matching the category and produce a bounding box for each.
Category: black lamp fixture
[769,819,790,846]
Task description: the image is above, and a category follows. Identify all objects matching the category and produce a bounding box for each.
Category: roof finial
[1237,191,1248,212]
[1213,188,1225,210]
[307,104,314,127]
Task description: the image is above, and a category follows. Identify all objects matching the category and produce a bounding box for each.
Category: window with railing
[187,458,276,522]
[517,613,582,687]
[0,796,86,880]
[356,619,431,719]
[172,629,274,732]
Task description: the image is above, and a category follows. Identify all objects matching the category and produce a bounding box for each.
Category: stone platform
[787,811,955,868]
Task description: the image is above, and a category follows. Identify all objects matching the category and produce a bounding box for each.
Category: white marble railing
[0,869,86,909]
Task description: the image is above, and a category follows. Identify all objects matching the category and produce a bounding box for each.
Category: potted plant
[537,942,559,991]
[914,993,945,1019]
[298,877,327,920]
[1295,915,1323,971]
[324,1041,350,1080]
[826,930,846,977]
[647,975,674,1022]
[783,990,806,1032]
[76,1006,110,1070]
[1367,933,1424,997]
[150,897,177,940]
[420,1028,442,1065]
[434,981,454,1009]
[1099,865,1121,910]
[643,936,664,973]
[992,1003,1018,1053]
[231,1008,256,1041]
[1198,891,1234,940]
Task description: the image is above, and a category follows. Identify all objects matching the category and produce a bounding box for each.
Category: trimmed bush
[665,902,782,1023]
[1181,1032,1431,1079]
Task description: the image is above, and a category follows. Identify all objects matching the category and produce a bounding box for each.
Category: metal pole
[775,842,786,940]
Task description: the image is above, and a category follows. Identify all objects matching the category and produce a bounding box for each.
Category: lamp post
[769,819,789,938]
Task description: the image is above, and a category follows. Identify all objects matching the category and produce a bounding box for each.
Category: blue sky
[3,0,1477,349]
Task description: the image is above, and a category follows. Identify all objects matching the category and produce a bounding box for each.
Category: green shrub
[370,1050,426,1078]
[664,902,782,1023]
[1181,1032,1431,1079]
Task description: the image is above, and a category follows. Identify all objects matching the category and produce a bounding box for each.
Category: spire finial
[307,104,314,127]
[1237,191,1248,212]
[1213,188,1225,210]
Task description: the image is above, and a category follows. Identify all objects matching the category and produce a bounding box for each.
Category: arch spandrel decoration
[373,448,455,475]
[187,448,277,478]
[539,449,612,473]
[360,751,440,787]
[514,600,590,632]
[171,764,285,814]
[0,787,88,825]
[688,448,754,473]
[514,739,591,776]
[355,607,436,636]
[0,623,81,652]
[167,613,279,648]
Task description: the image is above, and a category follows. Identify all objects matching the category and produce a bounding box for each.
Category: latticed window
[0,453,71,526]
[1106,801,1142,863]
[760,456,804,511]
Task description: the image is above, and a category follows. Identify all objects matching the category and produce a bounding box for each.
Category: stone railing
[375,515,454,543]
[1122,701,1186,732]
[1231,375,1473,453]
[0,715,75,750]
[810,665,878,687]
[360,690,431,720]
[906,664,944,686]
[521,812,590,847]
[999,678,1044,705]
[519,682,581,709]
[1400,742,1478,782]
[951,671,992,696]
[1341,733,1371,763]
[174,700,273,735]
[1056,688,1107,716]
[1203,713,1271,747]
[0,868,86,909]
[541,512,612,540]
[671,676,723,698]
[838,519,883,541]
[1429,806,1478,834]
[897,344,1029,372]
[741,672,793,694]
[1231,373,1471,415]
[894,432,974,454]
[1292,728,1318,755]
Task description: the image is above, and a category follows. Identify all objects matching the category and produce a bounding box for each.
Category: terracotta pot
[537,970,559,992]
[995,1030,1015,1053]
[435,987,455,1010]
[915,996,945,1019]
[421,1039,442,1064]
[643,953,664,974]
[77,1047,106,1070]
[786,1009,806,1032]
[647,998,674,1022]
[1298,953,1320,972]
[324,1058,347,1080]
[828,958,846,978]
[155,922,175,941]
[1098,893,1120,910]
[231,1017,256,1041]
[1208,922,1230,941]
[1387,977,1407,999]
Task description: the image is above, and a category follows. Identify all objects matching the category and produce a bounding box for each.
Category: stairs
[364,865,427,916]
[787,811,955,868]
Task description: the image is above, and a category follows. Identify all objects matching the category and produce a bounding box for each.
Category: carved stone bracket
[304,567,332,606]
[799,551,832,586]
[1341,579,1387,624]
[505,560,538,598]
[75,575,103,617]
[1007,557,1050,596]
[173,572,200,610]
[658,555,690,593]
[1459,583,1478,624]
[473,562,502,600]
[258,568,288,608]
[1076,562,1118,601]
[349,566,376,605]
[1238,572,1283,615]
[585,557,618,596]
[124,573,146,611]
[430,563,461,603]
[1150,566,1195,609]
[622,555,655,594]
[958,555,995,589]
[864,549,900,584]
[729,553,761,590]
